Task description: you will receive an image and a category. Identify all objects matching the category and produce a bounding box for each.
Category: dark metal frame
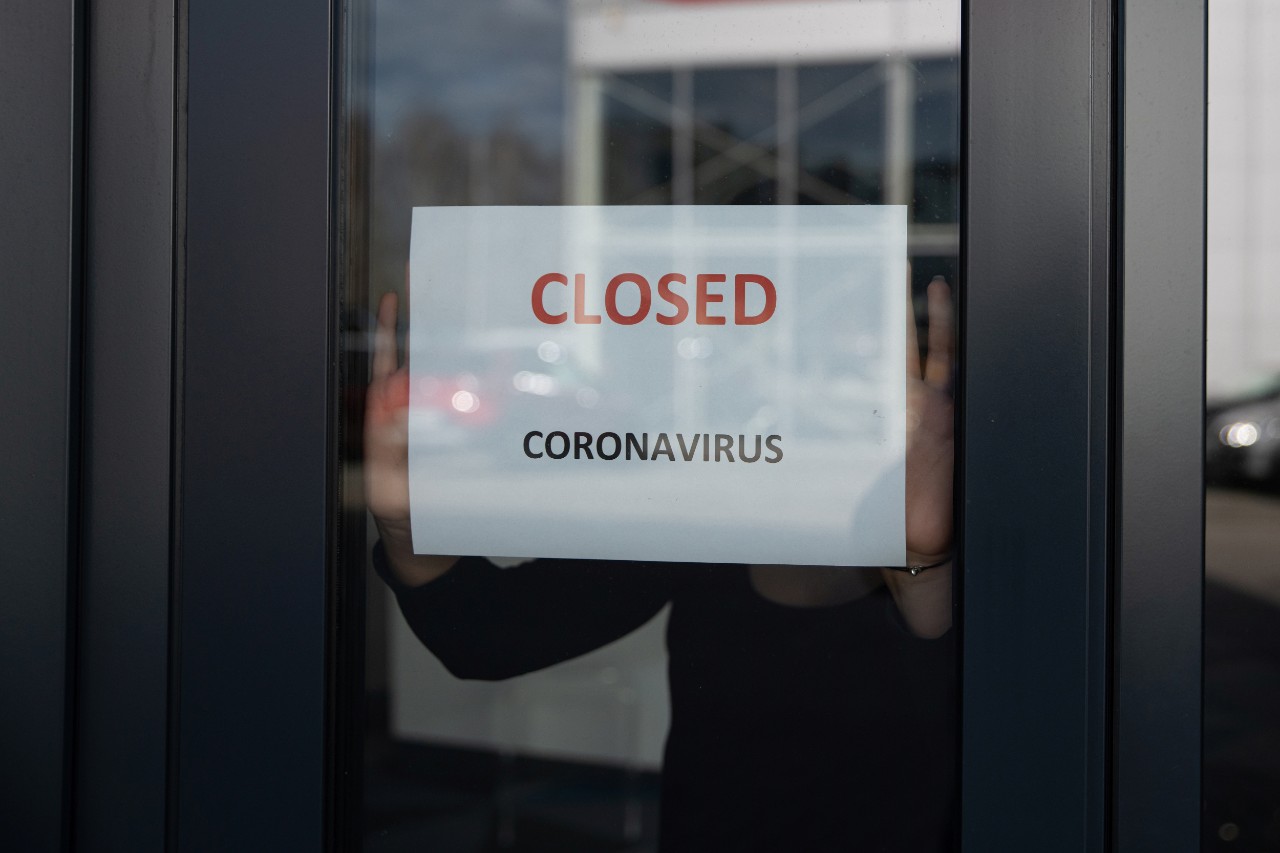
[962,0,1116,847]
[170,0,338,848]
[71,1,176,849]
[1113,1,1205,849]
[1,0,1206,848]
[0,3,85,850]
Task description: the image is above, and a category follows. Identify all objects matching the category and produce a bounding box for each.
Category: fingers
[923,277,953,391]
[372,291,399,382]
[906,262,921,379]
[402,263,412,371]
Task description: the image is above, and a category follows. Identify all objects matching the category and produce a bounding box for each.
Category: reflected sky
[372,0,567,151]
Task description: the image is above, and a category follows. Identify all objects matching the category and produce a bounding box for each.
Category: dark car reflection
[1205,375,1280,492]
[412,338,621,451]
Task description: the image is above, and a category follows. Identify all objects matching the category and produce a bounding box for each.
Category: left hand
[904,277,954,564]
[884,276,954,638]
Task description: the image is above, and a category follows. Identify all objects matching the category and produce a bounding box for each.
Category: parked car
[1205,374,1280,492]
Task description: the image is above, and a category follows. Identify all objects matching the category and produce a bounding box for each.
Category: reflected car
[409,336,623,451]
[1205,375,1280,491]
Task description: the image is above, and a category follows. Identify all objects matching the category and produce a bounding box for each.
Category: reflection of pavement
[1204,489,1280,851]
[1206,489,1280,606]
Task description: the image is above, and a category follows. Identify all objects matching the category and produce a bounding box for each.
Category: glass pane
[603,73,674,204]
[797,63,886,205]
[349,1,961,849]
[1204,2,1280,850]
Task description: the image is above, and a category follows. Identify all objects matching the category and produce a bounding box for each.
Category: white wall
[1207,0,1280,397]
[570,0,958,71]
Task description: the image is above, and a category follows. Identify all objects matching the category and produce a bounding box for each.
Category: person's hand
[366,292,411,528]
[904,277,954,564]
[884,276,954,637]
[365,291,458,586]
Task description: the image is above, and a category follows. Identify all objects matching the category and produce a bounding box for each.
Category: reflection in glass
[1204,1,1280,850]
[912,59,960,226]
[692,67,778,204]
[355,1,960,849]
[797,63,887,206]
[603,73,674,204]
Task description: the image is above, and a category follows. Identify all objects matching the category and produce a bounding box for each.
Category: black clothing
[378,549,957,852]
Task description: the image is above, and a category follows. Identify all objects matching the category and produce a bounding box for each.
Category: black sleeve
[374,543,679,680]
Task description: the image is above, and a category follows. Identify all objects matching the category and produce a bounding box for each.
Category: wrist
[880,561,953,638]
[882,559,952,589]
[374,514,412,552]
[905,545,952,566]
[373,517,458,587]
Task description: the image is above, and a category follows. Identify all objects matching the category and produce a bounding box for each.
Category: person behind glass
[366,278,957,852]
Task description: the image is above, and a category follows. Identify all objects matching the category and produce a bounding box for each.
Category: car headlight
[1219,421,1260,448]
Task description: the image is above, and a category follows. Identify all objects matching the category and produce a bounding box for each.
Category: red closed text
[532,272,776,326]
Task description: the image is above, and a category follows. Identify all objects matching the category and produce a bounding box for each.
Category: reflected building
[554,1,963,436]
[566,0,959,241]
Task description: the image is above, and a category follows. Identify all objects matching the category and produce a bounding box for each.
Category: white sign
[408,205,906,566]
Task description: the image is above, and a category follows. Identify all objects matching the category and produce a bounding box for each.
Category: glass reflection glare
[675,336,712,360]
[512,370,556,396]
[1220,421,1260,448]
[536,340,563,363]
[450,389,480,414]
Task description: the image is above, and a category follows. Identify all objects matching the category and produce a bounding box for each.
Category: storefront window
[352,1,960,849]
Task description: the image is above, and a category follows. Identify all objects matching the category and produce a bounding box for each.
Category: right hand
[365,291,458,585]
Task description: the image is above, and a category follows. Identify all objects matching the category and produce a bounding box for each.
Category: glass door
[24,0,1205,850]
[351,3,960,850]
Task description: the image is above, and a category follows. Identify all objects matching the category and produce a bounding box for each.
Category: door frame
[962,1,1204,850]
